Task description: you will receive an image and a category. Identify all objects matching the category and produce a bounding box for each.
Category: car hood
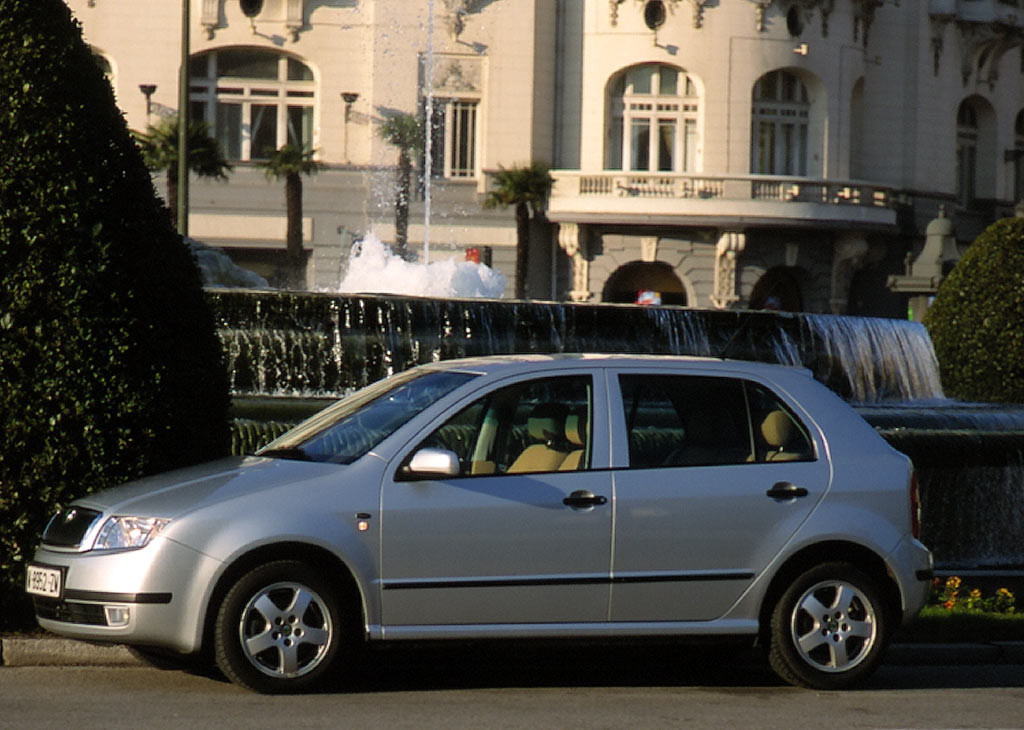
[76,456,349,520]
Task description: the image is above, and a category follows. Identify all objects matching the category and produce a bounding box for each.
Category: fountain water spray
[330,232,506,298]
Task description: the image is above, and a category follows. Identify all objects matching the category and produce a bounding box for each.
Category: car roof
[417,353,812,379]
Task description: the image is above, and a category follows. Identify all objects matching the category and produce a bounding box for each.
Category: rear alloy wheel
[215,560,345,693]
[768,563,889,690]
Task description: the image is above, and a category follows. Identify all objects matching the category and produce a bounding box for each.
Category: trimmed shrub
[923,217,1024,403]
[0,0,230,628]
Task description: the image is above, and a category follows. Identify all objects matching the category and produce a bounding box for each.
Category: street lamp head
[139,84,157,98]
[341,92,359,105]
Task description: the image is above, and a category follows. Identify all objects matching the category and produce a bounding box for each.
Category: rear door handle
[766,481,808,499]
[563,490,608,509]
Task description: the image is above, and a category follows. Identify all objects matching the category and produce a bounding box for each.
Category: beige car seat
[761,409,802,462]
[559,411,587,471]
[507,403,569,473]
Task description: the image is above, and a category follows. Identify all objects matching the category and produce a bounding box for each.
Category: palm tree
[377,112,424,257]
[483,163,555,299]
[260,144,322,290]
[135,115,231,228]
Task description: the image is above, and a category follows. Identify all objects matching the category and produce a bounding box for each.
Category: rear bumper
[891,536,934,624]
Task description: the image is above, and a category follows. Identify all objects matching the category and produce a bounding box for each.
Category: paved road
[2,645,1024,729]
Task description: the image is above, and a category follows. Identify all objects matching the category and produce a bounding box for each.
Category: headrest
[761,410,794,448]
[565,412,587,447]
[527,403,567,443]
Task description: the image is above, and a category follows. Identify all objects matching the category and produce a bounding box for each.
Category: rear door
[608,370,830,622]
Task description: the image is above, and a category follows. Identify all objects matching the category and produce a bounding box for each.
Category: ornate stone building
[69,0,1023,314]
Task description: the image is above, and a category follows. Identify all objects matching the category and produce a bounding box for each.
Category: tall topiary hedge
[0,0,230,628]
[923,217,1024,403]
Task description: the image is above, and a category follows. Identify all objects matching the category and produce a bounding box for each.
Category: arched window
[751,70,809,176]
[607,64,700,173]
[956,101,979,205]
[189,48,314,161]
[1014,110,1024,203]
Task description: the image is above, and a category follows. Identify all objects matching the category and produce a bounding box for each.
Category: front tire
[768,563,889,690]
[214,560,347,693]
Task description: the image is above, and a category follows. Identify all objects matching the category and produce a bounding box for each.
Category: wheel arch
[200,541,366,657]
[757,541,902,645]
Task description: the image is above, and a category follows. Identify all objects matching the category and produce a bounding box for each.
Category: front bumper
[29,536,222,653]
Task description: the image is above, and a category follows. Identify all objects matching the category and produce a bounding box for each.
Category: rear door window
[618,374,814,468]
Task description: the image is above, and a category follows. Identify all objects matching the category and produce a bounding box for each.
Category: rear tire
[768,562,889,690]
[214,560,349,693]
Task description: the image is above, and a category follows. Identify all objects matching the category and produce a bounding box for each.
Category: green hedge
[924,217,1024,403]
[0,0,229,629]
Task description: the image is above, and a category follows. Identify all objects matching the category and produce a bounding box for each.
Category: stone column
[710,231,745,309]
[558,222,593,302]
[830,232,869,314]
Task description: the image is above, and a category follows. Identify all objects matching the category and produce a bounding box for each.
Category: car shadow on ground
[334,640,781,693]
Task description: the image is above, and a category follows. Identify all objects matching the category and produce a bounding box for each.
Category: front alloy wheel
[769,563,889,690]
[215,561,344,693]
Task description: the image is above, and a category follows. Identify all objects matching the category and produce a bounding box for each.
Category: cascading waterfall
[210,289,1024,570]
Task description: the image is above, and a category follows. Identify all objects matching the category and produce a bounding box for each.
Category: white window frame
[189,50,315,162]
[751,70,809,176]
[427,97,480,179]
[608,65,700,173]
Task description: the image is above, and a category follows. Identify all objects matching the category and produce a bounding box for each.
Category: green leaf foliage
[923,217,1024,403]
[0,0,230,628]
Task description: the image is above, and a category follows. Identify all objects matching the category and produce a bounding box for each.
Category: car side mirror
[405,447,461,478]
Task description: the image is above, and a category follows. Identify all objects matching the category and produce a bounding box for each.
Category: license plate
[26,564,63,599]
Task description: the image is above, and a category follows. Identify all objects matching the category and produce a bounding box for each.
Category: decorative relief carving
[610,0,626,26]
[201,0,220,39]
[748,0,772,32]
[430,55,482,94]
[930,14,953,75]
[852,0,883,47]
[685,0,708,29]
[558,223,593,302]
[442,0,492,39]
[286,0,304,42]
[710,231,745,309]
[640,236,659,263]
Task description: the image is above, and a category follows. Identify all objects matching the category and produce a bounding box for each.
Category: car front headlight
[92,516,170,551]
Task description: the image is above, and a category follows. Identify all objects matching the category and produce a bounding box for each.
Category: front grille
[33,597,108,626]
[41,507,102,548]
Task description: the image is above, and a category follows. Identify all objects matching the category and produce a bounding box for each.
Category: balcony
[546,171,898,230]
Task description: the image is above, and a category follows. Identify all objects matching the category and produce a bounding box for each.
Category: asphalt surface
[3,635,1024,668]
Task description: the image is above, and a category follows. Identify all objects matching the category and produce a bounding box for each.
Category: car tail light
[909,470,922,539]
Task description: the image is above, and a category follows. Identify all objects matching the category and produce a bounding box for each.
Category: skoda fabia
[28,355,932,693]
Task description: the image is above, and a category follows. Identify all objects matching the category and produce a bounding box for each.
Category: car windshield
[258,369,477,464]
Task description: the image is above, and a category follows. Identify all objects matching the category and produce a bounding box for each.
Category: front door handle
[563,490,608,509]
[766,481,808,499]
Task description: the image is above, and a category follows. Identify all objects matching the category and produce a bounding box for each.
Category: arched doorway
[602,262,688,306]
[749,267,803,311]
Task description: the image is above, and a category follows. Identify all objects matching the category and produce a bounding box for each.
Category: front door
[380,373,614,628]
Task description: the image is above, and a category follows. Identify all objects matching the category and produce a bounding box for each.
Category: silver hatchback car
[28,355,932,692]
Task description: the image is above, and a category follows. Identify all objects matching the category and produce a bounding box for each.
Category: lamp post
[341,92,358,163]
[139,84,157,121]
[177,0,190,237]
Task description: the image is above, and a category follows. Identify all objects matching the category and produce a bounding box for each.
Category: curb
[4,636,1024,669]
[886,641,1024,666]
[1,637,142,667]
